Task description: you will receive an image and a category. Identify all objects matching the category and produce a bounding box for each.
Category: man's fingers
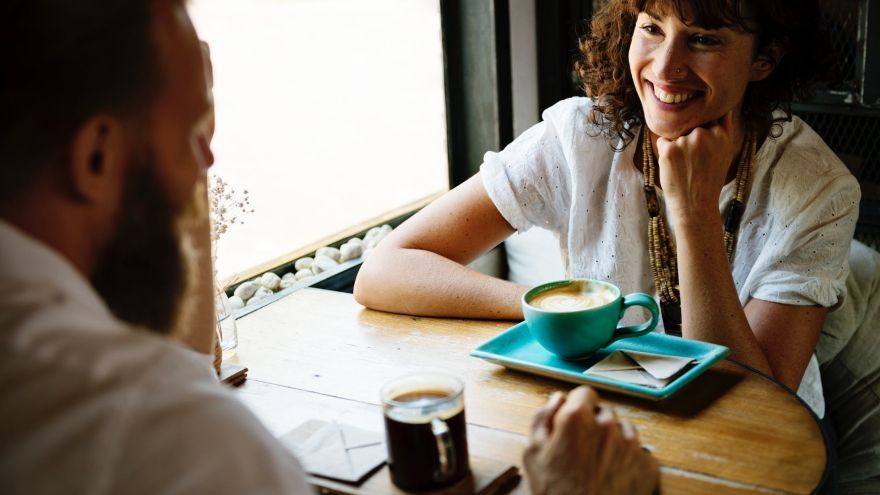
[530,391,565,443]
[552,386,604,445]
[567,385,600,408]
[595,407,623,476]
[620,418,638,441]
[594,402,616,425]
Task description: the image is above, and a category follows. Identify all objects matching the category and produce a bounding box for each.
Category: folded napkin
[281,420,386,484]
[584,350,696,389]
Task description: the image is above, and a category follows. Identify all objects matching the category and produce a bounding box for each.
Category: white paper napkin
[281,420,386,483]
[584,350,696,389]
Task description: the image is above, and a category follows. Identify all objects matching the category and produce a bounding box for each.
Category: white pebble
[375,226,392,242]
[280,278,297,290]
[228,296,245,310]
[281,272,295,282]
[316,246,341,262]
[339,242,364,262]
[247,287,274,305]
[347,237,364,246]
[364,227,382,241]
[312,255,339,274]
[260,272,281,291]
[295,268,314,280]
[233,281,259,301]
[365,225,392,249]
[294,257,314,271]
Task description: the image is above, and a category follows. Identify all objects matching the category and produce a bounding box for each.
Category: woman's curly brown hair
[575,0,836,149]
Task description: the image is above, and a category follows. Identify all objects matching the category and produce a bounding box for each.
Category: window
[188,0,449,281]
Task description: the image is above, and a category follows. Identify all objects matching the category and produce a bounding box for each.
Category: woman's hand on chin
[656,110,743,222]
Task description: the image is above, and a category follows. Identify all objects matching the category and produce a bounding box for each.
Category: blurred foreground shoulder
[111,346,314,495]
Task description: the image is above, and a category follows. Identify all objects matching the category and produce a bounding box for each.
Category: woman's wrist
[667,201,722,231]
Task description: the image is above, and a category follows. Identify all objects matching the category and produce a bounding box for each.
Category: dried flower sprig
[209,174,254,243]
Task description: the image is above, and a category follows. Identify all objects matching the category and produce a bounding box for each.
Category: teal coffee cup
[522,279,660,360]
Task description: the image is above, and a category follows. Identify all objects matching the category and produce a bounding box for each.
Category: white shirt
[482,97,861,416]
[0,221,312,494]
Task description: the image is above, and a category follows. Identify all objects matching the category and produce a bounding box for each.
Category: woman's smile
[647,81,702,109]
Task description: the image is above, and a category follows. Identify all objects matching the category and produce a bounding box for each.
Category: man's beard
[91,159,190,335]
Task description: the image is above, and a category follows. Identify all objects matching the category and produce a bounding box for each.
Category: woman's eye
[640,23,660,35]
[691,34,720,46]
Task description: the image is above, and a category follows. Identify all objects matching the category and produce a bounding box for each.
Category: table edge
[723,358,831,494]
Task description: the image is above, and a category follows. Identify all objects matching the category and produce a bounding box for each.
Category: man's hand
[523,386,659,495]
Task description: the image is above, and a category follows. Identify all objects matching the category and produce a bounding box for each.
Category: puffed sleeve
[480,99,580,233]
[747,144,861,309]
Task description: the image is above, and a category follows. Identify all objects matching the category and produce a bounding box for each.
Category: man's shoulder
[1,319,311,494]
[115,347,312,494]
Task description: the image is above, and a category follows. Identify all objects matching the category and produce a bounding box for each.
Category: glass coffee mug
[380,373,470,490]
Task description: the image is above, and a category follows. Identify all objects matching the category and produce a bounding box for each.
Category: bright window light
[188,0,448,281]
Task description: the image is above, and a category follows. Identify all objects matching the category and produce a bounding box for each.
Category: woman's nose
[653,38,688,81]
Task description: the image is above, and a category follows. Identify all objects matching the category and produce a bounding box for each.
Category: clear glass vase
[215,286,239,359]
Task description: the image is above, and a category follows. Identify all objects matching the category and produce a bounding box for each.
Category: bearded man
[0,1,312,492]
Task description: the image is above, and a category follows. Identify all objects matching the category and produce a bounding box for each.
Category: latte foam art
[528,283,616,312]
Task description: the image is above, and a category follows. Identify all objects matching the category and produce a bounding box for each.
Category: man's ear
[750,40,788,82]
[68,116,127,204]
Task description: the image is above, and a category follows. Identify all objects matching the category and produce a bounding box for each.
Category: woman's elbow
[353,254,386,309]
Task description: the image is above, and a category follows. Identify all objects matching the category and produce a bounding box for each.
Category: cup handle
[609,292,660,343]
[430,417,457,482]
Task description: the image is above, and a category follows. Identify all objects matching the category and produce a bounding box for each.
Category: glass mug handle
[430,417,457,482]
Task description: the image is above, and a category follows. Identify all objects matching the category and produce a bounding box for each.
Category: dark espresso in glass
[381,375,470,490]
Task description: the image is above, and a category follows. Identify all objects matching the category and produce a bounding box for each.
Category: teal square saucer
[470,321,729,400]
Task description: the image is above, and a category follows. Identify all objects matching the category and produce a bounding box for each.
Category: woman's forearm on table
[354,246,527,320]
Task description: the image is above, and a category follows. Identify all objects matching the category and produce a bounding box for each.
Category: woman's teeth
[653,85,697,104]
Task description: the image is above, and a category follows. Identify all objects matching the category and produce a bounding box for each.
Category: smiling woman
[187,0,449,282]
[354,0,860,421]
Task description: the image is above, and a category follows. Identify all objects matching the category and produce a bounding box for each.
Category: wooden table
[229,288,829,495]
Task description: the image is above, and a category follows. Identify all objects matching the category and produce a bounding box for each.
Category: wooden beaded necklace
[641,127,756,336]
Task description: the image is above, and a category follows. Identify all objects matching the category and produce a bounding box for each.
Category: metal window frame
[441,0,513,186]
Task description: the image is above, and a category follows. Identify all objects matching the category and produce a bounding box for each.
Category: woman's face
[628,9,768,139]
